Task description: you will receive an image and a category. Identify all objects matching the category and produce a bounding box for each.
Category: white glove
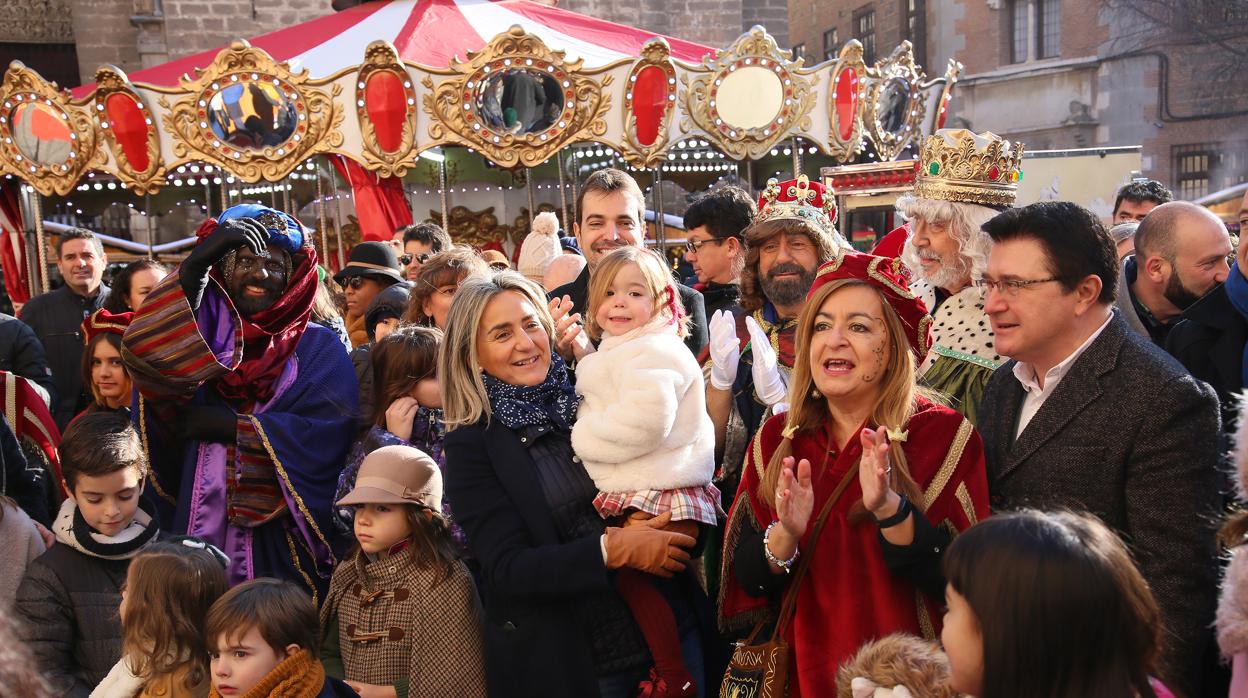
[707,309,740,391]
[746,315,788,407]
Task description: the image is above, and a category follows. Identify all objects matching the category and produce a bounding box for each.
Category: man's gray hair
[896,195,997,285]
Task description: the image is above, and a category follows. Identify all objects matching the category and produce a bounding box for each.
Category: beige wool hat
[517,211,561,281]
[335,445,442,511]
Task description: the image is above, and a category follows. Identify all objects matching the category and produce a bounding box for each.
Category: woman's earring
[810,388,820,399]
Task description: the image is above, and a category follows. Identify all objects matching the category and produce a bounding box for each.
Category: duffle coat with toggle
[320,546,486,697]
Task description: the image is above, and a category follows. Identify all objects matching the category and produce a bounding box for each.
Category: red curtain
[329,155,413,245]
[0,183,31,307]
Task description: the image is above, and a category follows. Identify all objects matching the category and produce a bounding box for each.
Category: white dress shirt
[1012,311,1114,439]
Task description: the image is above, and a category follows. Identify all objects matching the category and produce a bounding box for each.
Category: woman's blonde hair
[122,541,227,690]
[758,278,935,521]
[584,246,688,341]
[438,271,555,430]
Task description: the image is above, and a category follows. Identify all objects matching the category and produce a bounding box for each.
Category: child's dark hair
[204,578,318,656]
[60,411,147,491]
[398,503,461,582]
[944,510,1162,698]
[370,324,442,428]
[123,539,227,690]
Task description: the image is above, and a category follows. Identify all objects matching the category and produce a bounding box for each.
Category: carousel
[0,0,960,305]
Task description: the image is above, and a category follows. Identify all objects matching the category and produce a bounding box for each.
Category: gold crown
[913,129,1025,208]
[754,175,838,236]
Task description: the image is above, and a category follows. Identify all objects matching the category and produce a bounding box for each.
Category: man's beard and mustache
[1162,269,1204,311]
[909,244,972,292]
[760,262,818,309]
[228,274,286,316]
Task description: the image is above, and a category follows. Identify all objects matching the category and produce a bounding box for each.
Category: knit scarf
[209,649,324,698]
[482,352,580,431]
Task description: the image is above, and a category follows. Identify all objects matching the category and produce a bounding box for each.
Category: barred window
[1173,144,1211,200]
[1037,0,1061,58]
[792,43,806,60]
[1010,0,1029,63]
[823,28,839,61]
[903,0,927,66]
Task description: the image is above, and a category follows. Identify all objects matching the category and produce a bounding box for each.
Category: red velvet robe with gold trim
[719,397,989,697]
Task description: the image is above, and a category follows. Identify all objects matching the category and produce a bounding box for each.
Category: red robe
[718,398,989,697]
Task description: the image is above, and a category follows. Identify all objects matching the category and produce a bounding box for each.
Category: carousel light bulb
[173,179,183,186]
[107,182,116,190]
[783,148,792,156]
[190,165,200,173]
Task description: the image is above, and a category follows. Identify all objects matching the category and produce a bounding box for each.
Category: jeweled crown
[754,174,838,236]
[913,129,1025,208]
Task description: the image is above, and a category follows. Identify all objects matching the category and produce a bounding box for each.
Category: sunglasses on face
[399,253,432,266]
[342,276,367,289]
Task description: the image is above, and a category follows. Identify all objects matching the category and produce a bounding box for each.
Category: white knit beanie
[518,211,562,282]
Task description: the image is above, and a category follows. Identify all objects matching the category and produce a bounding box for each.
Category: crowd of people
[0,126,1245,698]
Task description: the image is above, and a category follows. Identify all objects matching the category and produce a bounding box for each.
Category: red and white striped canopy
[104,0,713,89]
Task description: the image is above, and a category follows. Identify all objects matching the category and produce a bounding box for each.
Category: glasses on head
[972,276,1063,297]
[684,238,729,253]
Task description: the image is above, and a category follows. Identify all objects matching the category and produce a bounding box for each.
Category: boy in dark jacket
[15,411,160,697]
[206,578,358,698]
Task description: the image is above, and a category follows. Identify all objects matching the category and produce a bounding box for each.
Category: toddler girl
[562,245,719,697]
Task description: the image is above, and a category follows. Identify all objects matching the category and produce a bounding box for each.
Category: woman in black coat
[438,271,712,698]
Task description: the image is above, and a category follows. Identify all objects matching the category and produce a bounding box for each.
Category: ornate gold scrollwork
[621,38,677,169]
[92,66,165,195]
[159,40,344,182]
[0,62,101,196]
[420,25,612,168]
[680,26,817,161]
[825,41,867,163]
[861,41,927,162]
[356,41,420,178]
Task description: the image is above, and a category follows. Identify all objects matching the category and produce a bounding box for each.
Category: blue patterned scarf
[482,352,581,431]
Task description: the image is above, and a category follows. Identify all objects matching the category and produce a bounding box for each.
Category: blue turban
[216,204,304,253]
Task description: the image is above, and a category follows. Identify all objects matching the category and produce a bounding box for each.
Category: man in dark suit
[549,168,708,356]
[976,201,1221,698]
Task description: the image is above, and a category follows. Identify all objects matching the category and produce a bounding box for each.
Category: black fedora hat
[333,241,404,285]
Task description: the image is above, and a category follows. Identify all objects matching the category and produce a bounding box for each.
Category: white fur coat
[572,317,715,492]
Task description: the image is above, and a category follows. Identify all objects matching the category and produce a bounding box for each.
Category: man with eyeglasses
[333,241,405,348]
[395,222,452,282]
[682,186,754,319]
[20,228,109,428]
[976,200,1220,698]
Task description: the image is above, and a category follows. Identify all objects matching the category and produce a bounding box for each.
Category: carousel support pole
[29,190,48,293]
[282,174,292,214]
[556,151,569,232]
[652,168,666,253]
[203,178,212,217]
[744,159,754,198]
[438,159,449,233]
[315,160,329,261]
[220,176,228,212]
[791,136,803,178]
[570,148,581,216]
[330,164,347,269]
[525,168,535,225]
[269,183,278,210]
[145,193,155,259]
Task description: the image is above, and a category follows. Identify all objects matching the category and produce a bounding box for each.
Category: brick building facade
[787,0,1248,199]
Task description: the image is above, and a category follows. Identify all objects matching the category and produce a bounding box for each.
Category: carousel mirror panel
[714,66,783,130]
[475,68,565,136]
[205,79,299,150]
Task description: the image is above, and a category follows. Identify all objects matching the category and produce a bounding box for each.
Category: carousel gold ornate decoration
[159,40,344,182]
[620,38,678,169]
[0,62,101,196]
[355,41,420,178]
[913,128,1024,209]
[680,26,817,161]
[92,66,165,194]
[825,41,867,161]
[860,41,927,162]
[421,25,613,168]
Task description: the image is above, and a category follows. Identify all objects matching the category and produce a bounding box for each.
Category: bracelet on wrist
[763,521,799,572]
[873,494,912,529]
